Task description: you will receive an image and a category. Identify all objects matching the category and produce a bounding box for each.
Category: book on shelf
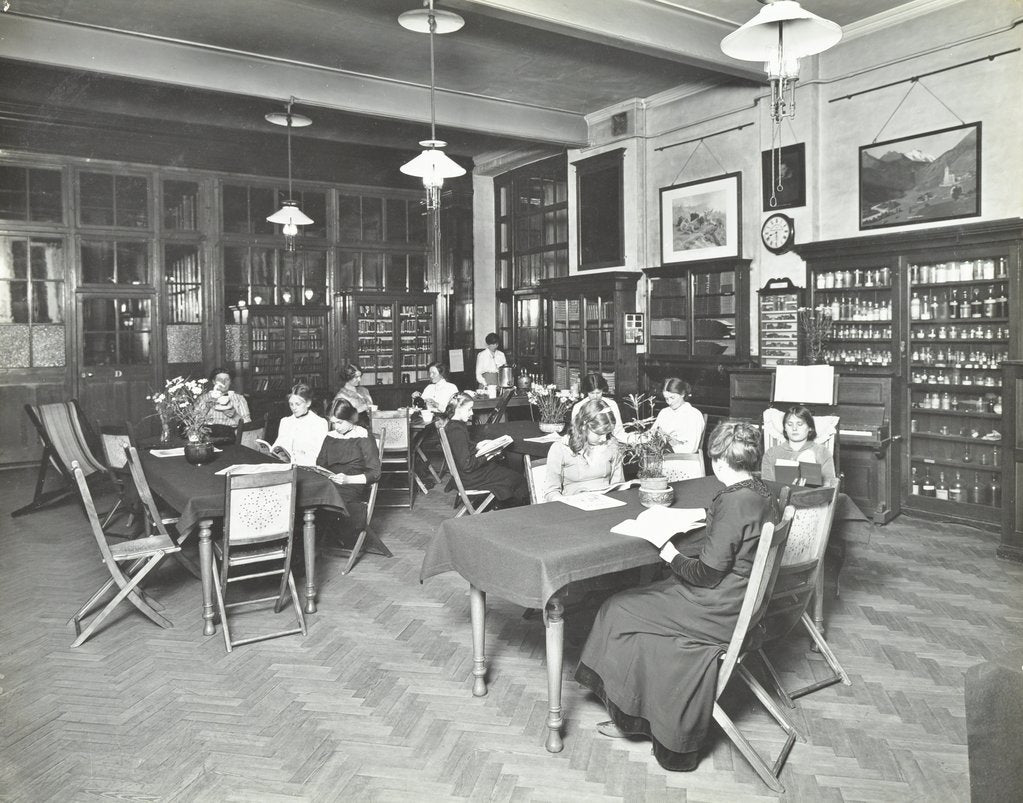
[475,434,513,458]
[610,506,707,547]
[773,459,824,487]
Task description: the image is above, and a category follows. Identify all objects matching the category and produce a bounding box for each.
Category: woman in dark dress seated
[438,392,528,508]
[575,420,777,771]
[316,398,381,533]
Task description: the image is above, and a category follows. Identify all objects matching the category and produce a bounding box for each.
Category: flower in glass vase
[619,393,672,479]
[798,305,834,365]
[147,376,216,443]
[527,384,578,432]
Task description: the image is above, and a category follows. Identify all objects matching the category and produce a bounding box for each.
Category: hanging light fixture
[398,0,466,211]
[721,0,841,124]
[265,98,313,251]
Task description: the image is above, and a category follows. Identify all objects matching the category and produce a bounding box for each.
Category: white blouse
[652,402,705,454]
[272,411,328,466]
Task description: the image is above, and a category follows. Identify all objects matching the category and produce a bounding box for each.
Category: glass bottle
[911,466,920,495]
[983,286,997,318]
[993,447,1000,467]
[910,291,921,320]
[948,288,959,320]
[935,471,949,501]
[971,287,983,318]
[962,444,972,463]
[990,475,1002,508]
[969,472,983,505]
[949,471,965,503]
[921,470,936,498]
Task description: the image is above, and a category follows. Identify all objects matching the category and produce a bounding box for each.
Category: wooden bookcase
[248,310,329,396]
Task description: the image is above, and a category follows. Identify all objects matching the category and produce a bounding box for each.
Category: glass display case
[808,262,897,370]
[249,311,328,395]
[757,277,803,367]
[348,294,436,387]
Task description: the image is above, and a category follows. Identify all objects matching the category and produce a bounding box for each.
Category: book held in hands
[773,458,824,487]
[475,434,513,457]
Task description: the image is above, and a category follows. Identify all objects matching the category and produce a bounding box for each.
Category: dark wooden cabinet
[999,360,1022,562]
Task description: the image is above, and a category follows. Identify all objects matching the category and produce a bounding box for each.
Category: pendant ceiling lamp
[265,98,313,251]
[721,0,841,124]
[398,0,466,211]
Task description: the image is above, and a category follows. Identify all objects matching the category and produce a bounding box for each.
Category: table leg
[469,585,487,697]
[198,518,216,636]
[303,508,317,614]
[544,594,565,753]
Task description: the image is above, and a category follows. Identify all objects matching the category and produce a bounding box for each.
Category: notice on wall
[449,349,465,373]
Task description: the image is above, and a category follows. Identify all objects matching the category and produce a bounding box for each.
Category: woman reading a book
[569,373,627,442]
[272,383,327,466]
[651,377,704,454]
[332,363,374,429]
[438,392,528,508]
[545,399,624,501]
[575,420,777,772]
[316,398,381,532]
[760,405,836,484]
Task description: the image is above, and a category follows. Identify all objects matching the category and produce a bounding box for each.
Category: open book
[214,463,296,477]
[611,506,707,548]
[556,492,627,510]
[298,464,336,479]
[773,458,823,487]
[255,438,292,462]
[475,434,513,457]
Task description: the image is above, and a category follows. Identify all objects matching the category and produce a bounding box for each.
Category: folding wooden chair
[523,455,548,504]
[437,424,495,517]
[330,432,390,575]
[67,460,181,648]
[662,452,706,481]
[12,400,115,518]
[235,414,268,449]
[757,481,851,708]
[712,504,799,794]
[372,410,417,507]
[484,388,515,425]
[212,466,306,652]
[97,422,140,530]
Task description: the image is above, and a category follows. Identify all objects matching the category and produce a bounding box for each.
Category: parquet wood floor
[1,467,1020,802]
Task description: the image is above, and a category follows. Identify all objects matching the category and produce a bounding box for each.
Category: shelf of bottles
[250,313,288,393]
[811,265,894,369]
[398,304,434,383]
[648,276,688,358]
[356,303,395,387]
[906,256,1008,518]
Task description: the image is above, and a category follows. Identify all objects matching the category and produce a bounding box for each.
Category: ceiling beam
[0,14,588,148]
[447,0,764,83]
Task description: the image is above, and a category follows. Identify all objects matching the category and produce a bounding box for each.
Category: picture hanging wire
[659,125,749,186]
[869,77,966,145]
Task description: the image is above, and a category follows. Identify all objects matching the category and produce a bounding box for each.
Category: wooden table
[420,475,725,752]
[140,444,348,634]
[477,420,552,458]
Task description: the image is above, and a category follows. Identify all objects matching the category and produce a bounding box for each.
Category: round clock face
[762,213,794,254]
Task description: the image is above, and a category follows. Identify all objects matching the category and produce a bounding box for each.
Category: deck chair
[437,424,495,517]
[662,452,706,481]
[523,455,547,504]
[330,432,390,575]
[712,504,799,794]
[67,460,181,648]
[123,445,201,580]
[235,414,268,449]
[757,481,851,708]
[12,400,114,518]
[211,466,306,652]
[483,388,515,425]
[372,410,417,507]
[97,422,140,530]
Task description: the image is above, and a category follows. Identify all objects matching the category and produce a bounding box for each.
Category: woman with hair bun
[545,398,624,501]
[333,363,374,429]
[271,383,328,466]
[575,420,777,772]
[652,377,705,454]
[570,372,627,442]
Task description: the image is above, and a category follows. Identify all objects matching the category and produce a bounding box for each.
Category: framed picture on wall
[761,143,806,210]
[859,122,981,230]
[659,172,741,264]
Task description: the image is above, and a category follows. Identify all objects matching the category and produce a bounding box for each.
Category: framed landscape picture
[761,143,806,210]
[859,122,980,230]
[660,172,741,264]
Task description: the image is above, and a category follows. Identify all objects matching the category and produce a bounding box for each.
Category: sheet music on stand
[773,365,836,405]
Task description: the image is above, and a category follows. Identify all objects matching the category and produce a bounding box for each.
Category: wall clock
[761,213,795,255]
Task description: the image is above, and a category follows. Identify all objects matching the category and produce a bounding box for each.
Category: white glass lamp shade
[267,200,314,229]
[400,140,466,189]
[721,1,841,63]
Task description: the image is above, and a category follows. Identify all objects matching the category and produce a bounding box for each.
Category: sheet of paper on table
[611,506,707,548]
[556,492,627,510]
[524,432,561,443]
[149,447,222,458]
[213,463,296,476]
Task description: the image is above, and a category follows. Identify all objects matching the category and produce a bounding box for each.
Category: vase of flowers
[619,393,674,506]
[147,376,218,464]
[798,306,835,365]
[527,384,578,434]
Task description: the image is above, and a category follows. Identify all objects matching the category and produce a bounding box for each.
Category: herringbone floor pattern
[1,467,1021,802]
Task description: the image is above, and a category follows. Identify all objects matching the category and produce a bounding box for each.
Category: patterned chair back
[662,452,706,481]
[224,468,297,544]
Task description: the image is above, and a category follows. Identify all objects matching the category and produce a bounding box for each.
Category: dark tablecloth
[420,475,726,610]
[478,420,551,458]
[140,444,348,534]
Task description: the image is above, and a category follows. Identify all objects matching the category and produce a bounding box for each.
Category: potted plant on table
[147,376,218,464]
[619,392,673,507]
[527,384,579,434]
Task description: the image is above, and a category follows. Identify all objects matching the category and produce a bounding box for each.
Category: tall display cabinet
[797,217,1022,531]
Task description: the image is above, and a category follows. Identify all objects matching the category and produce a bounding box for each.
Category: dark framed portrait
[761,143,806,211]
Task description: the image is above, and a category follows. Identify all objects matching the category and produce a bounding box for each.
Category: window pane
[362,197,383,241]
[81,241,115,283]
[0,167,27,219]
[297,190,327,239]
[251,187,275,235]
[222,184,249,233]
[30,169,64,223]
[84,332,116,365]
[114,175,149,228]
[83,298,114,331]
[116,241,148,284]
[409,254,425,292]
[30,239,64,280]
[408,203,427,244]
[80,172,114,226]
[163,179,199,231]
[251,248,275,287]
[337,250,359,289]
[32,281,63,323]
[0,280,29,323]
[120,332,152,364]
[362,252,382,288]
[223,246,247,287]
[384,253,407,290]
[338,195,361,241]
[386,199,408,243]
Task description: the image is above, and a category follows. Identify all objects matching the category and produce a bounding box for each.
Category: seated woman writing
[575,420,777,771]
[272,383,327,466]
[569,372,627,442]
[316,399,381,533]
[760,404,836,485]
[438,392,528,508]
[545,398,624,501]
[651,377,704,454]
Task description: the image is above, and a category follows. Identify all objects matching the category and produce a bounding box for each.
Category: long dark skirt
[576,574,745,771]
